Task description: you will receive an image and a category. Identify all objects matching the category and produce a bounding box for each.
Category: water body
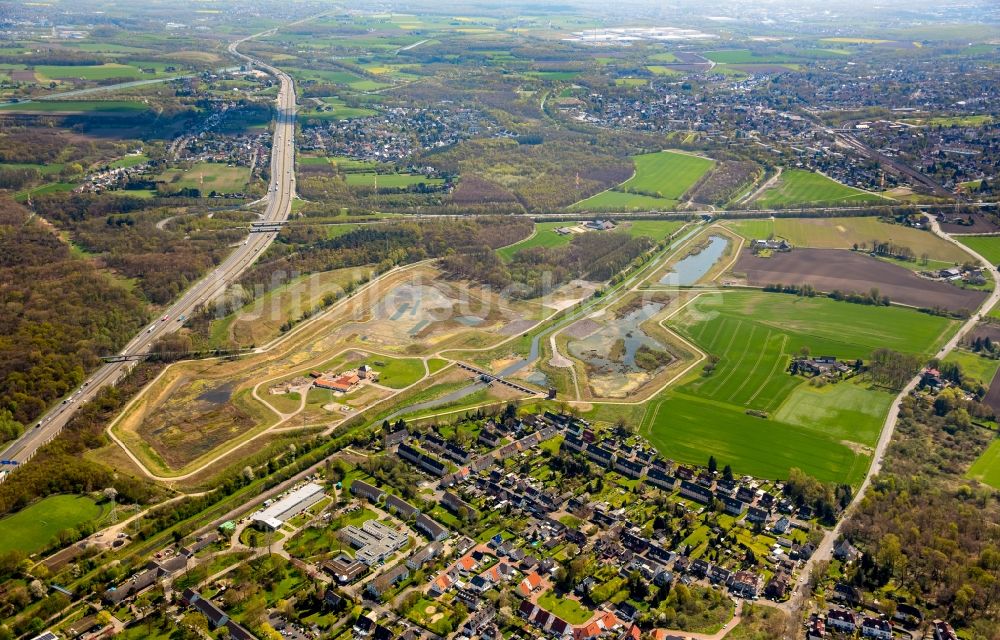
[384,224,710,418]
[568,303,665,373]
[197,381,236,406]
[659,235,728,286]
[383,381,489,422]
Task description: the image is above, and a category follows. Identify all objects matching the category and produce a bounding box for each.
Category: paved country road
[781,213,1000,617]
[0,28,298,476]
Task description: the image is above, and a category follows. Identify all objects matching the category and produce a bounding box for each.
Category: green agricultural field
[643,290,957,484]
[0,100,148,113]
[35,63,147,81]
[570,189,677,212]
[0,494,107,554]
[966,439,1000,489]
[302,97,377,120]
[644,394,870,485]
[958,236,1000,265]
[619,151,715,200]
[156,162,250,194]
[753,169,888,208]
[343,172,444,188]
[0,162,64,175]
[701,49,796,64]
[725,217,971,264]
[109,154,149,169]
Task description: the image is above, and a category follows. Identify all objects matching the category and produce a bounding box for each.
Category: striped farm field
[642,290,957,484]
[753,169,889,208]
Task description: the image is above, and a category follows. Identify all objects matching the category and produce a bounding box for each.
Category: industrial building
[252,482,326,530]
[341,519,409,565]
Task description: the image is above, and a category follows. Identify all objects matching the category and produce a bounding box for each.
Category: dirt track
[734,248,987,312]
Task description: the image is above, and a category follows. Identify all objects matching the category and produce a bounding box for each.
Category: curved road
[783,213,1000,615]
[0,29,297,474]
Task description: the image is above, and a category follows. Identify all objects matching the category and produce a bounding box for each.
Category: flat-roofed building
[252,482,326,531]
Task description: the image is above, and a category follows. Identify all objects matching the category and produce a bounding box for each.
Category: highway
[0,29,297,475]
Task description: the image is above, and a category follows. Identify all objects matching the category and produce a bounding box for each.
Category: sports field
[753,170,888,208]
[620,151,715,200]
[724,217,971,264]
[0,494,106,554]
[643,290,956,484]
[957,236,1000,265]
[966,439,1000,489]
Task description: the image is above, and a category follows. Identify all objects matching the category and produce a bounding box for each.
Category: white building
[252,482,326,531]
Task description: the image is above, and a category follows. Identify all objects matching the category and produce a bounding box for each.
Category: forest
[0,199,149,430]
[233,216,534,303]
[441,231,655,298]
[840,393,1000,638]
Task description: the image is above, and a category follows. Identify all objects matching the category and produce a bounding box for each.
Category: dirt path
[737,166,782,206]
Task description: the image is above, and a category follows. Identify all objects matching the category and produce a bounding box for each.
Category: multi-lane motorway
[0,31,297,474]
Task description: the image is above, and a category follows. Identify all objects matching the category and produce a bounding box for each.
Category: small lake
[568,302,664,373]
[659,235,728,286]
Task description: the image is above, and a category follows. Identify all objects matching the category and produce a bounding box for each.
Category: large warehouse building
[252,482,326,530]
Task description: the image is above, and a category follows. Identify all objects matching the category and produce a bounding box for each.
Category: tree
[708,456,717,474]
[722,465,733,482]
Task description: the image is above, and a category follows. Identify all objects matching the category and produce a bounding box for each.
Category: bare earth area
[734,248,987,312]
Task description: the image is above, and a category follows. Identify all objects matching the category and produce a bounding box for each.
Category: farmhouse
[751,238,791,253]
[315,372,361,393]
[251,482,325,531]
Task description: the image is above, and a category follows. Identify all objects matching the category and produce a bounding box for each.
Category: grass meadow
[725,217,971,264]
[957,235,1000,265]
[569,150,713,211]
[0,494,107,554]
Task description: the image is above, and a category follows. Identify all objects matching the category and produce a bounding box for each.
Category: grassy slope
[753,169,888,208]
[621,151,715,200]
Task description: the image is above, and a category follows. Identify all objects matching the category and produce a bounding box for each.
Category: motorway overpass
[0,29,298,476]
